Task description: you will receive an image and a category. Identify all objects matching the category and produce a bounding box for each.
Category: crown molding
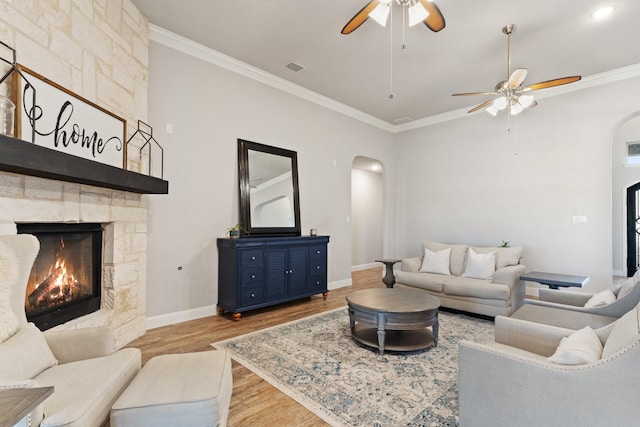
[148,25,395,133]
[394,63,640,133]
[149,25,640,135]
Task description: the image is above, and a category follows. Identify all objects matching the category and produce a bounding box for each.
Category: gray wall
[145,33,640,319]
[145,42,396,317]
[393,78,640,290]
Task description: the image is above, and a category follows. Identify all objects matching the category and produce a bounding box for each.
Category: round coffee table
[346,288,440,355]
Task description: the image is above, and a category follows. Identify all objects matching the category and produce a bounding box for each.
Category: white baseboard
[147,280,352,329]
[329,278,351,290]
[351,262,380,271]
[146,305,218,330]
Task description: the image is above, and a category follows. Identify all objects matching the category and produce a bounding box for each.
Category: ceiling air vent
[283,62,305,72]
[393,117,414,124]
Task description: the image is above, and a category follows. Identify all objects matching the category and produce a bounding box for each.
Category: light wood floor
[125,268,384,427]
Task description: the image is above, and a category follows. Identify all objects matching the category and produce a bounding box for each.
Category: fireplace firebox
[17,223,103,330]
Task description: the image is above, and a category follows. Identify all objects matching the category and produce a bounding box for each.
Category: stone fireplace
[0,169,150,348]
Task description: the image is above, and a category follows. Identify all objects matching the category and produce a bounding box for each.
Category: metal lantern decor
[0,41,36,142]
[125,120,164,178]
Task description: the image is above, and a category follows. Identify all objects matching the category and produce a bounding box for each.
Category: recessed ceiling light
[592,5,615,20]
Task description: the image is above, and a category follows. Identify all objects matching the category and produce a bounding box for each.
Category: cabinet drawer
[240,286,264,306]
[309,276,326,289]
[240,269,264,286]
[240,249,263,267]
[309,246,326,261]
[309,261,326,276]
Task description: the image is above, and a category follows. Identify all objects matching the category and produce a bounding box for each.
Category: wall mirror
[238,139,301,237]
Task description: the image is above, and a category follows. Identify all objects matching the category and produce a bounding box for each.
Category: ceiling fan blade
[341,0,379,34]
[522,76,581,91]
[508,68,527,88]
[418,0,446,32]
[468,99,496,113]
[452,91,498,97]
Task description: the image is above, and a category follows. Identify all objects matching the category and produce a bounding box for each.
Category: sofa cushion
[470,245,522,269]
[616,280,636,300]
[602,304,640,358]
[443,276,510,300]
[584,289,616,308]
[424,241,468,276]
[548,326,603,365]
[0,323,58,381]
[394,271,444,293]
[462,248,495,280]
[419,247,451,275]
[35,348,141,427]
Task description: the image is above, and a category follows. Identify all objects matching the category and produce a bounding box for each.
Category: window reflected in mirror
[248,150,295,227]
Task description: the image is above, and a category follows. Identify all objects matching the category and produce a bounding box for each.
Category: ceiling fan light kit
[365,0,431,28]
[341,0,445,35]
[452,24,582,117]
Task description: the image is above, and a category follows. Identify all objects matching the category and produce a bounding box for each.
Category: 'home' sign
[14,65,126,169]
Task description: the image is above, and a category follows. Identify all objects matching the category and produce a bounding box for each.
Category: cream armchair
[523,276,640,318]
[0,234,141,427]
[458,303,640,427]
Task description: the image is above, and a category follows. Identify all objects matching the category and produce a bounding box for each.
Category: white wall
[612,113,640,275]
[351,167,384,267]
[394,77,640,290]
[145,41,396,317]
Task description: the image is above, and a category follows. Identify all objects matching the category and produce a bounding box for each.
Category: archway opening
[351,156,384,270]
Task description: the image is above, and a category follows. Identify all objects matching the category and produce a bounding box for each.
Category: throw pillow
[616,280,636,301]
[419,247,451,275]
[0,323,58,381]
[0,240,20,343]
[547,326,603,365]
[602,305,640,358]
[462,248,495,280]
[584,289,616,308]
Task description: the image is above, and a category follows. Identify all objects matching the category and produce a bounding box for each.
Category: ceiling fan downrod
[503,24,516,79]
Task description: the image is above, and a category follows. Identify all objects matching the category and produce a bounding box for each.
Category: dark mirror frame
[238,139,301,237]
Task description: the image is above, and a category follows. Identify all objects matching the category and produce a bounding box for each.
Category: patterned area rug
[213,307,494,427]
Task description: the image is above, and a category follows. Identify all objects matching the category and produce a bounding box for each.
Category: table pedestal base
[351,324,436,355]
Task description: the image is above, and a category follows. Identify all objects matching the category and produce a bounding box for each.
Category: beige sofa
[394,241,526,317]
[0,234,141,427]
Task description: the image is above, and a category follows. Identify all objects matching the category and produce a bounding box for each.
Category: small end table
[375,259,401,288]
[520,271,590,290]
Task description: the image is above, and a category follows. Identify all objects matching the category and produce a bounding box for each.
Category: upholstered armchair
[458,303,640,427]
[0,234,141,427]
[524,275,640,318]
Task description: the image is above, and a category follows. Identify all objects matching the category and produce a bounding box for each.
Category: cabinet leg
[323,291,329,300]
[232,312,242,321]
[216,306,225,315]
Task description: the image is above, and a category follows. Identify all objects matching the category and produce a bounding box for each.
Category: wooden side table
[0,386,54,427]
[375,259,401,288]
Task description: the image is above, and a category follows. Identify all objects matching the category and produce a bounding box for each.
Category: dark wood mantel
[0,133,168,194]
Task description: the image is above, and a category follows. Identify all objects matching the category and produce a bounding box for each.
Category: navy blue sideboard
[217,236,330,319]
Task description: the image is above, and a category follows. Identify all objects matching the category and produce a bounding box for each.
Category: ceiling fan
[452,24,582,116]
[341,0,445,35]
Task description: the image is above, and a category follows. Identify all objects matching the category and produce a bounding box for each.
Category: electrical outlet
[572,215,587,224]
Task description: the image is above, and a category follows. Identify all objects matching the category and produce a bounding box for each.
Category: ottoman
[110,350,232,427]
